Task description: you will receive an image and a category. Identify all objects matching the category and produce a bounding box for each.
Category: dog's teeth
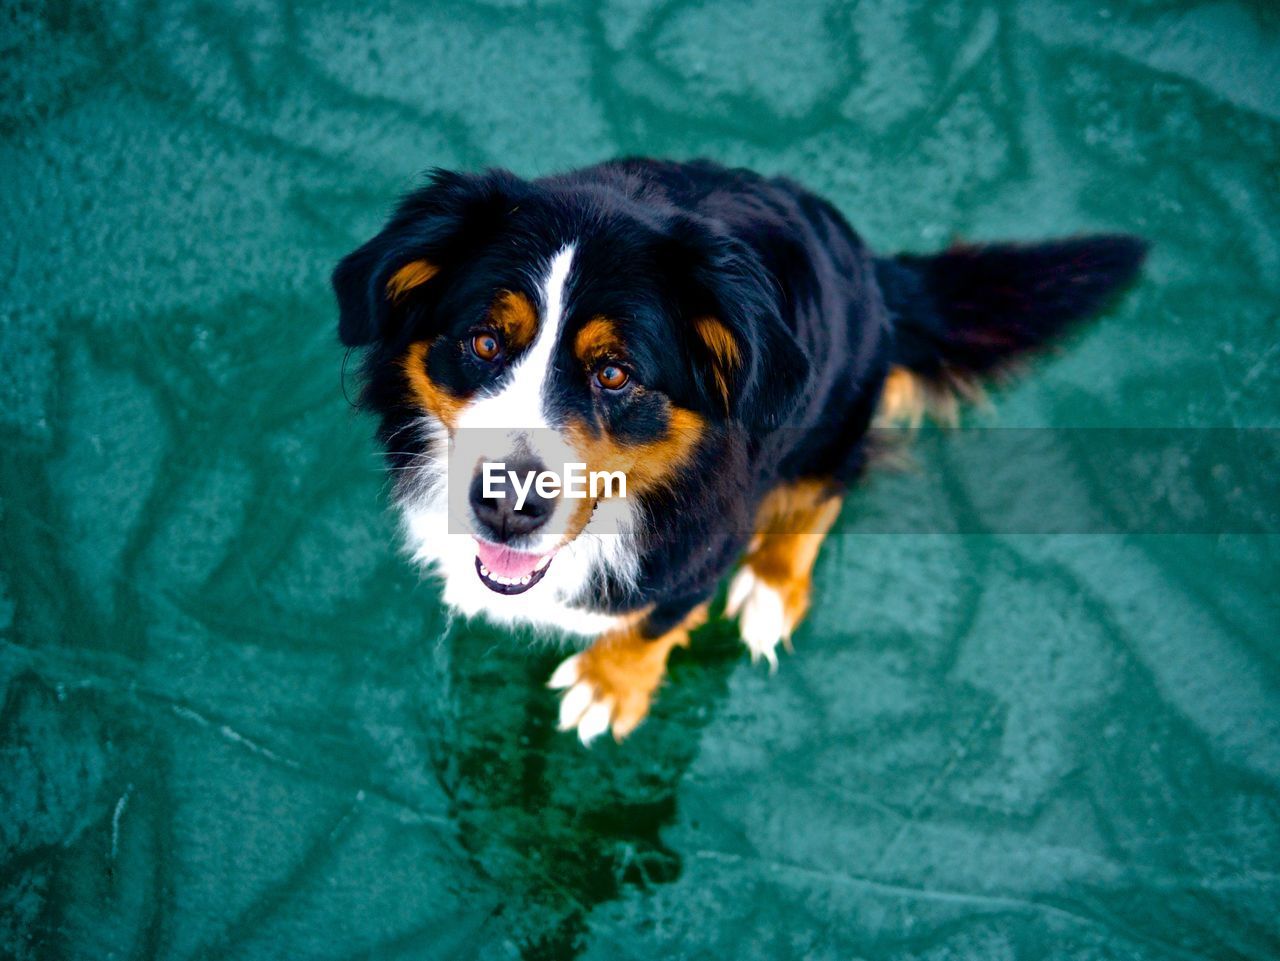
[520,575,531,585]
[480,565,490,576]
[497,575,512,585]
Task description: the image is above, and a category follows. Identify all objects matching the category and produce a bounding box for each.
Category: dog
[333,158,1146,744]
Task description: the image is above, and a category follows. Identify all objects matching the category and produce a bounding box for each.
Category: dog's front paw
[547,643,666,745]
[549,609,702,745]
[549,653,618,745]
[725,566,809,671]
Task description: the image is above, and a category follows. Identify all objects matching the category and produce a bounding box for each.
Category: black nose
[470,457,554,542]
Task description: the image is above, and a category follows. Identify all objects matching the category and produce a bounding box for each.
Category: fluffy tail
[874,235,1148,423]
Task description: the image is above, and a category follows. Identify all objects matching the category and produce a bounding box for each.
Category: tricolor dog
[333,158,1145,744]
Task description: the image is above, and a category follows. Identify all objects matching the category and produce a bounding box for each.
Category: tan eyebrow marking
[574,316,625,364]
[489,290,539,351]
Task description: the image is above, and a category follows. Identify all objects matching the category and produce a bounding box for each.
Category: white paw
[725,567,790,671]
[547,653,613,746]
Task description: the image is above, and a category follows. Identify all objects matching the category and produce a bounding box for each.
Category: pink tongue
[475,540,548,578]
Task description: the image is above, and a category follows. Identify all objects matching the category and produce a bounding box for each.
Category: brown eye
[595,363,630,391]
[471,332,501,362]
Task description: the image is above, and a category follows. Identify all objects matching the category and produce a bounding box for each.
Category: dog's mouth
[474,540,556,595]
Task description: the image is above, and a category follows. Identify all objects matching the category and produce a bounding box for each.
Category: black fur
[334,169,528,348]
[878,235,1149,381]
[334,158,1147,634]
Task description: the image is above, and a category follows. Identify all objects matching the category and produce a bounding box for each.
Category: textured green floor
[3,1,1279,958]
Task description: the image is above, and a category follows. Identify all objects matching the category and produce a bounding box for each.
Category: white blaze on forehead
[455,244,575,433]
[450,244,578,552]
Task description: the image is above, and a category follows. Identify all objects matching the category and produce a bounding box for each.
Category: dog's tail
[873,235,1148,424]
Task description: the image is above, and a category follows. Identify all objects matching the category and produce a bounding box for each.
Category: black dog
[333,158,1145,743]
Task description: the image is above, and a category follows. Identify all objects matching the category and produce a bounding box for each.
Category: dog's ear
[333,168,523,347]
[662,217,810,430]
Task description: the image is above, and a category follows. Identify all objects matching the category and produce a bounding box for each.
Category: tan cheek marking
[575,316,625,365]
[564,404,705,497]
[490,290,539,352]
[401,341,463,428]
[628,407,706,491]
[693,316,742,409]
[386,260,439,302]
[541,402,706,547]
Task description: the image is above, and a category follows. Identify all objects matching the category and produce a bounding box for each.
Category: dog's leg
[726,479,843,669]
[550,604,708,744]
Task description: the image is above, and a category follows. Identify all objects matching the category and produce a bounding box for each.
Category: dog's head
[334,168,808,630]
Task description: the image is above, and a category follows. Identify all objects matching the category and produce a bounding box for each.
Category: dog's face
[334,169,808,633]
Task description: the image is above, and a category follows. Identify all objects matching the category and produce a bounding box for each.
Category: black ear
[664,217,810,430]
[332,168,523,347]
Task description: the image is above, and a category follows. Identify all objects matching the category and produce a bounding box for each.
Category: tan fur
[401,341,463,427]
[693,316,741,409]
[569,604,708,739]
[574,316,625,364]
[873,364,986,427]
[489,290,538,351]
[564,405,705,496]
[386,259,439,301]
[740,479,844,641]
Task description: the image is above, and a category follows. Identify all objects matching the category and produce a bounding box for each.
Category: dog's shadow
[427,612,743,959]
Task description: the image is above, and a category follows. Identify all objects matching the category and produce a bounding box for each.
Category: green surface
[3,1,1279,958]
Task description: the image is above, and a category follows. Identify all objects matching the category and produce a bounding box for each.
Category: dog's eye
[595,363,630,391]
[470,332,502,362]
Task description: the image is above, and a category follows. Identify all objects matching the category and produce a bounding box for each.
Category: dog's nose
[470,457,554,542]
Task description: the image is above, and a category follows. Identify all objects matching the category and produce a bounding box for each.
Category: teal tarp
[2,1,1278,958]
